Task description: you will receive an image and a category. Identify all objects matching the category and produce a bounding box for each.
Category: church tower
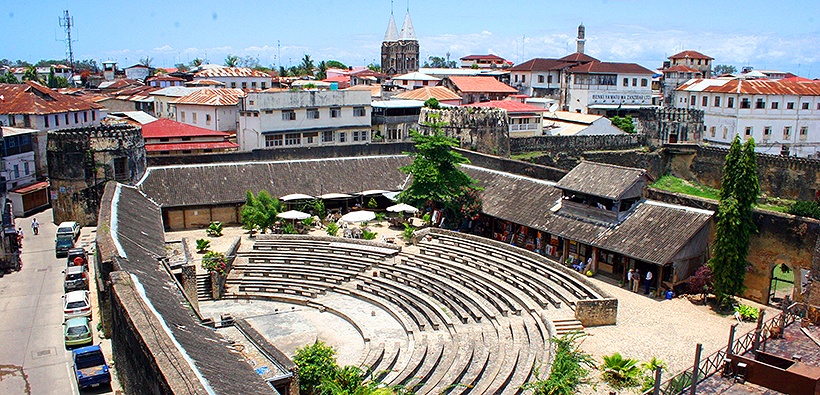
[381,10,419,75]
[576,23,586,54]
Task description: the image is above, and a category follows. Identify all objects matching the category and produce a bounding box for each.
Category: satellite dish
[548,102,559,114]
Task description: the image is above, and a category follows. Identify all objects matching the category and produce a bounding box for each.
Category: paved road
[0,210,116,394]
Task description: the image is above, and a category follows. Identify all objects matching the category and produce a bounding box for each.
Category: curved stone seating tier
[241,251,380,272]
[358,276,454,331]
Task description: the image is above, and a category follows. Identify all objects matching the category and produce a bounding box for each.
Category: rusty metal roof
[677,78,820,96]
[172,88,245,106]
[394,86,461,101]
[447,76,518,93]
[669,50,714,60]
[194,67,272,79]
[0,81,104,115]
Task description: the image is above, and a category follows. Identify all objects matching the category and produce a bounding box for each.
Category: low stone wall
[456,148,567,182]
[419,107,510,157]
[511,133,647,155]
[575,298,618,326]
[257,233,402,253]
[212,236,241,299]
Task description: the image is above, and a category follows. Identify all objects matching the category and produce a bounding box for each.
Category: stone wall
[48,125,146,225]
[581,148,667,180]
[636,107,704,144]
[575,298,618,326]
[510,133,647,156]
[418,107,510,157]
[180,264,198,312]
[456,148,567,182]
[213,236,241,299]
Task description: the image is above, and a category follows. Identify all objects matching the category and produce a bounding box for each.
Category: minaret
[576,23,586,54]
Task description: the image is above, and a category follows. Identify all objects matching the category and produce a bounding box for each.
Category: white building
[193,66,272,90]
[150,86,203,119]
[543,111,626,136]
[1,126,49,216]
[173,88,244,133]
[675,78,820,157]
[237,90,372,151]
[390,72,441,89]
[124,64,152,81]
[466,100,547,137]
[660,50,713,106]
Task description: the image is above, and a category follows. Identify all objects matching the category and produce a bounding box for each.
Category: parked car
[72,345,111,389]
[66,248,88,270]
[64,317,92,347]
[63,266,89,292]
[57,221,81,240]
[55,233,74,258]
[63,290,91,320]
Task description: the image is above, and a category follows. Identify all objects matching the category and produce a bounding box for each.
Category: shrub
[311,199,327,219]
[640,357,668,392]
[601,352,642,390]
[206,221,223,237]
[283,222,298,234]
[326,222,339,237]
[402,223,415,240]
[734,304,760,321]
[301,217,314,227]
[195,238,210,253]
[294,341,338,395]
[787,200,820,219]
[422,213,431,225]
[362,229,377,240]
[367,197,378,209]
[201,251,227,274]
[521,332,594,395]
[375,212,386,221]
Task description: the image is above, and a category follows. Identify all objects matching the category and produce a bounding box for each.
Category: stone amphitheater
[204,227,615,395]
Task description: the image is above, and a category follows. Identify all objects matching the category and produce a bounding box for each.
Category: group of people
[628,268,653,295]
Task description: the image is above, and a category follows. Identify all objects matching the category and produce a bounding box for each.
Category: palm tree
[601,352,642,390]
[22,66,41,83]
[139,56,153,67]
[299,54,315,76]
[189,58,203,68]
[224,54,239,67]
[316,61,328,80]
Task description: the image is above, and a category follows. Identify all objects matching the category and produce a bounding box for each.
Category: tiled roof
[556,161,651,200]
[142,118,233,139]
[173,88,244,106]
[98,184,275,394]
[465,100,548,113]
[194,67,272,79]
[447,76,518,93]
[558,52,599,63]
[568,61,655,75]
[663,65,701,73]
[137,156,411,207]
[508,58,569,72]
[394,86,461,101]
[460,54,512,63]
[0,81,104,115]
[145,141,239,152]
[669,50,714,60]
[677,78,820,96]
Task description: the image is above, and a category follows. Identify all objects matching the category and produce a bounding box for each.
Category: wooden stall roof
[556,161,651,200]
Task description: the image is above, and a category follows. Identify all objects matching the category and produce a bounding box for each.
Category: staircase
[552,318,584,336]
[196,273,212,301]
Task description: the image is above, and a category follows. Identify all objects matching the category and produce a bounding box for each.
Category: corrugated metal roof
[142,118,233,138]
[173,88,244,106]
[556,161,650,200]
[447,76,518,93]
[508,58,570,72]
[465,100,548,113]
[677,78,820,96]
[0,81,104,115]
[145,141,238,152]
[194,67,272,79]
[568,61,655,75]
[149,86,203,97]
[669,50,714,60]
[394,86,461,101]
[392,72,440,81]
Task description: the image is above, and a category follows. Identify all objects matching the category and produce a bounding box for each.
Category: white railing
[509,124,539,132]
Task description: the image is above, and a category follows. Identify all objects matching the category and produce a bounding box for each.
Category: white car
[63,291,91,320]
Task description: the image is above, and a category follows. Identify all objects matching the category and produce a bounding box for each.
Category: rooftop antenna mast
[58,10,76,73]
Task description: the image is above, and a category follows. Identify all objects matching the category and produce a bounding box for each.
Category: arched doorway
[768,263,795,307]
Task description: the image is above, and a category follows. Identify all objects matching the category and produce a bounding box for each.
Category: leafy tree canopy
[0,71,20,84]
[424,55,456,68]
[712,64,737,76]
[611,115,636,134]
[366,63,381,72]
[294,341,338,395]
[325,60,347,70]
[224,54,239,67]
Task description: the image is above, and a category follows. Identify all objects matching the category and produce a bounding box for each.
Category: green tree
[224,54,239,67]
[294,341,338,395]
[240,190,284,234]
[47,67,57,88]
[300,54,315,76]
[709,136,759,303]
[712,64,737,76]
[423,98,440,109]
[601,353,642,390]
[174,63,189,72]
[366,63,381,72]
[139,56,153,67]
[189,58,203,68]
[279,66,290,77]
[316,61,328,80]
[423,56,455,68]
[22,66,41,83]
[325,60,347,70]
[239,55,260,69]
[610,115,636,133]
[0,70,20,84]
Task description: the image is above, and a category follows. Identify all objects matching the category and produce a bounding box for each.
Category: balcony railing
[509,123,539,132]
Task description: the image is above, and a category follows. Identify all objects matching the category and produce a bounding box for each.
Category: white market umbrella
[340,210,376,223]
[382,191,400,201]
[358,189,390,196]
[319,193,354,199]
[277,210,311,220]
[386,203,419,214]
[280,193,314,201]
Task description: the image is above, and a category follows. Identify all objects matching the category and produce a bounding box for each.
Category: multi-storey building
[173,88,244,133]
[660,50,713,106]
[193,66,273,90]
[675,78,820,157]
[150,86,203,119]
[237,90,371,151]
[460,55,513,69]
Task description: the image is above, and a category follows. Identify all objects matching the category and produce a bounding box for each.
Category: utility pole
[58,10,76,73]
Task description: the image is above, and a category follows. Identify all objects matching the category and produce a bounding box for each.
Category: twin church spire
[380,7,419,75]
[384,11,416,42]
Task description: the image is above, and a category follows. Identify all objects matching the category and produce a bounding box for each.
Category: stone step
[552,318,584,336]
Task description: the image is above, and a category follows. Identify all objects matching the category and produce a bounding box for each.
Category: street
[0,209,118,394]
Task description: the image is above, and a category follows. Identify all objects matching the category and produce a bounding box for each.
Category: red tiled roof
[568,61,655,75]
[10,180,49,194]
[0,81,104,115]
[447,76,518,93]
[678,79,820,95]
[558,52,599,63]
[394,86,461,101]
[460,54,511,63]
[669,50,714,60]
[663,65,701,73]
[142,118,233,139]
[322,76,350,83]
[173,88,244,106]
[194,67,272,78]
[145,141,239,152]
[509,58,570,72]
[464,100,548,113]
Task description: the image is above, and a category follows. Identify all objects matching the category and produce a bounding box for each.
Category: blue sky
[5,0,819,77]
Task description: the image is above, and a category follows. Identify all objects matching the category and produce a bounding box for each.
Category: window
[690,95,696,106]
[763,126,771,139]
[23,114,30,128]
[714,96,721,107]
[702,96,708,106]
[338,131,347,143]
[538,75,544,83]
[322,131,334,142]
[74,112,79,123]
[65,114,70,124]
[755,99,765,109]
[13,164,19,178]
[632,78,637,86]
[787,102,795,109]
[802,102,810,110]
[710,126,716,137]
[740,98,750,109]
[251,82,257,88]
[548,75,553,83]
[521,75,525,83]
[800,126,808,140]
[744,126,752,137]
[265,134,283,147]
[353,130,360,141]
[91,111,96,121]
[192,113,197,124]
[242,82,247,89]
[113,157,128,180]
[282,110,296,121]
[727,97,734,108]
[641,78,648,87]
[55,114,59,126]
[783,126,792,139]
[304,132,318,144]
[159,138,169,142]
[23,162,30,175]
[181,137,191,141]
[44,115,49,128]
[83,112,88,122]
[623,78,629,87]
[249,100,254,105]
[771,102,779,109]
[261,82,267,89]
[330,107,341,118]
[817,103,820,110]
[205,114,211,125]
[514,74,518,83]
[722,127,728,139]
[307,108,320,119]
[231,82,237,88]
[284,133,301,145]
[353,107,366,117]
[181,112,186,122]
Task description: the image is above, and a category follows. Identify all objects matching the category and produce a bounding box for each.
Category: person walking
[632,269,640,292]
[645,270,654,295]
[31,218,39,235]
[627,269,634,290]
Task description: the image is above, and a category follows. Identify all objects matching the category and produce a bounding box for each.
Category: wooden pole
[726,323,737,355]
[652,366,663,395]
[753,310,766,353]
[689,343,702,395]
